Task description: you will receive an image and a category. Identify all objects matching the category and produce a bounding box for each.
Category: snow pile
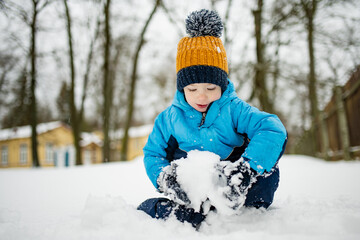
[0,155,360,240]
[175,150,244,215]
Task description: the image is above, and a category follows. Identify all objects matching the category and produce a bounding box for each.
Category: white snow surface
[1,155,360,240]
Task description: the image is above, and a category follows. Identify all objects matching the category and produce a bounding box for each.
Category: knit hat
[176,9,228,92]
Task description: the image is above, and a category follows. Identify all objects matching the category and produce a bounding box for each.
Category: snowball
[174,150,239,215]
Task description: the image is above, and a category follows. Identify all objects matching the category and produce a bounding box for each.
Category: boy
[137,9,287,228]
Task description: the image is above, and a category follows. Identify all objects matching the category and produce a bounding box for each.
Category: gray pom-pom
[185,9,223,38]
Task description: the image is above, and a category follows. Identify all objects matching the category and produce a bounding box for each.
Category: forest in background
[0,0,359,165]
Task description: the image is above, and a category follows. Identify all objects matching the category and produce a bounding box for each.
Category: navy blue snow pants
[137,167,279,227]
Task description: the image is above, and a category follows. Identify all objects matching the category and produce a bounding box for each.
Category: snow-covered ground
[0,155,359,240]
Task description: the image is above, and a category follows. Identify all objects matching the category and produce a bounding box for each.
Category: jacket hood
[172,79,237,111]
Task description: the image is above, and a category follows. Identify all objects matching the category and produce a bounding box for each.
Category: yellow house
[110,124,153,161]
[0,121,75,168]
[0,122,152,168]
[126,124,153,160]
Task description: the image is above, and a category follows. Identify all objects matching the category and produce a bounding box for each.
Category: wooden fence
[292,66,360,160]
[319,66,360,160]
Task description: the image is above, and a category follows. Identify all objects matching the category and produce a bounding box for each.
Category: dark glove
[214,158,257,210]
[157,162,191,206]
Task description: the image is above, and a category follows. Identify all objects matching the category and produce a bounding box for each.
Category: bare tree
[79,17,101,129]
[62,0,102,165]
[300,0,319,126]
[0,54,17,98]
[318,3,360,86]
[0,53,18,116]
[120,0,161,161]
[109,35,132,130]
[63,0,82,165]
[28,0,51,167]
[56,81,70,121]
[102,0,112,163]
[252,0,274,113]
[1,67,30,128]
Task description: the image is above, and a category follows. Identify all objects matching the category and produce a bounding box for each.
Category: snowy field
[0,155,360,240]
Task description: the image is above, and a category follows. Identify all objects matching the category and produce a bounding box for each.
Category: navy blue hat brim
[177,65,228,92]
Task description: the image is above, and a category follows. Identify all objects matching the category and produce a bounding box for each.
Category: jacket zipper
[199,112,206,127]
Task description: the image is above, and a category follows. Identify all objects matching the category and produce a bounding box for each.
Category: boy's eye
[207,87,216,91]
[188,88,197,92]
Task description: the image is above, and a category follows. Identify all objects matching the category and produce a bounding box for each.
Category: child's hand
[214,158,257,210]
[157,163,191,206]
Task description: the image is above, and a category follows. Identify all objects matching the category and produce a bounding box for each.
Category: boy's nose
[197,92,207,100]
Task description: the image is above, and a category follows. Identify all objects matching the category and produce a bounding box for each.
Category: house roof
[0,122,153,144]
[0,121,65,141]
[80,132,102,147]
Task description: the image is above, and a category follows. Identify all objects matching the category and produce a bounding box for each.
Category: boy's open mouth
[196,104,208,109]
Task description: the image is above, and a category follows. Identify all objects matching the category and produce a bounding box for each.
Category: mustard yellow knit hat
[176,9,228,92]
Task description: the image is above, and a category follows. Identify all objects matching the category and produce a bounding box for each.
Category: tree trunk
[30,0,40,167]
[64,0,82,165]
[120,0,161,161]
[305,0,319,125]
[302,0,321,155]
[253,0,273,113]
[102,0,112,163]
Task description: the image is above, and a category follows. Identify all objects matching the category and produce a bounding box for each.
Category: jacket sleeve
[231,98,287,174]
[143,111,172,188]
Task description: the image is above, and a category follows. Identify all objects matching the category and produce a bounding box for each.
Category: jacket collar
[172,79,237,127]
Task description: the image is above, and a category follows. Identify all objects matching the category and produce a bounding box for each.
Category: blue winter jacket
[143,80,287,188]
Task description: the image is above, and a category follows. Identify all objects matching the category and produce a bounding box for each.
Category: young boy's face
[183,83,221,112]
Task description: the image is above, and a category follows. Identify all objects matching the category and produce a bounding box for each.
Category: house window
[19,144,28,165]
[1,146,8,166]
[45,143,54,164]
